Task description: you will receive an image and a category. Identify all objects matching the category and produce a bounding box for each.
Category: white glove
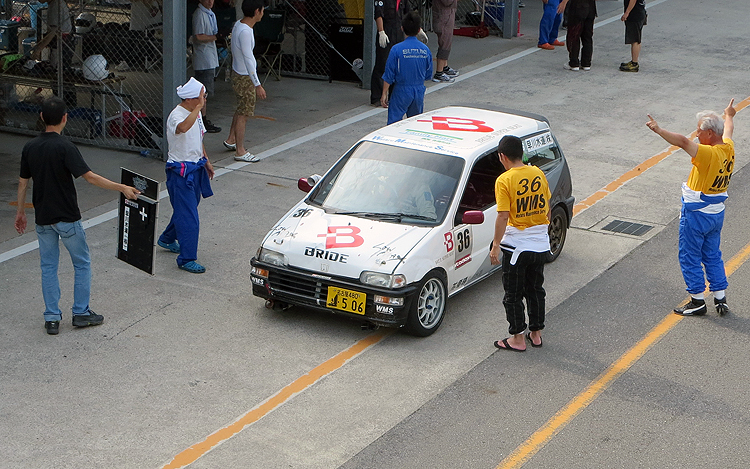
[378,30,389,48]
[417,29,428,45]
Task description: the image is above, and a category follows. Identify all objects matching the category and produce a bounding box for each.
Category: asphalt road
[1,0,749,468]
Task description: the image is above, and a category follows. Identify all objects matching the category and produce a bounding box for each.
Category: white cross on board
[140,207,148,222]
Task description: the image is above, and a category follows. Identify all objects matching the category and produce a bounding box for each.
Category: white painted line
[1,7,661,265]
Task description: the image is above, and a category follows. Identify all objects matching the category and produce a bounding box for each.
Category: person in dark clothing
[619,0,646,72]
[15,97,140,335]
[558,0,597,71]
[370,0,410,105]
[490,136,551,352]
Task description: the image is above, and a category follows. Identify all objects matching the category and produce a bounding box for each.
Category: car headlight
[258,248,288,267]
[360,271,407,289]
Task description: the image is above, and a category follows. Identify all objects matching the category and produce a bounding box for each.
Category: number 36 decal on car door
[447,226,472,269]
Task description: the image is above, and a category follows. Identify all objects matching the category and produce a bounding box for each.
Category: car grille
[269,270,328,305]
[268,269,374,310]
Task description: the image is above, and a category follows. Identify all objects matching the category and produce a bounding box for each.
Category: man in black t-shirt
[620,0,646,72]
[15,97,140,335]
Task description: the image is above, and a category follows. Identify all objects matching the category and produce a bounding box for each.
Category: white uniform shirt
[166,105,205,163]
[231,21,261,86]
[192,4,219,70]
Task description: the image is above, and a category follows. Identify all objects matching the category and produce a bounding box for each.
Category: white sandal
[234,152,260,162]
[223,140,236,151]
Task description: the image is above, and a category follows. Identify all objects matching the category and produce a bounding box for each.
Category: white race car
[251,107,574,336]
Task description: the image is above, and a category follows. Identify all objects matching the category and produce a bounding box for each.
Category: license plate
[326,286,366,315]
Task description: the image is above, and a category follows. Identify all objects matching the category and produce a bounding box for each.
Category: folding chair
[253,9,286,85]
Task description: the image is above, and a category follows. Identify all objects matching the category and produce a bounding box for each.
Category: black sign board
[117,168,159,275]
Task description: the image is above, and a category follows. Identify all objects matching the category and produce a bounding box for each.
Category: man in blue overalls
[538,0,564,50]
[380,12,433,125]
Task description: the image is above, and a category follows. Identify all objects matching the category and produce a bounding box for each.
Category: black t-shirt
[19,132,91,225]
[624,0,646,22]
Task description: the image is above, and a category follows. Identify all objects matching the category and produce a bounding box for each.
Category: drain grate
[601,220,654,236]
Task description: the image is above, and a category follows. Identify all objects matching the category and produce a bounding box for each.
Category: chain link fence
[1,0,164,153]
[453,0,507,36]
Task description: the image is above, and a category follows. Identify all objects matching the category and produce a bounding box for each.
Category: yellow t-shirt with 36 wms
[687,138,734,194]
[495,165,551,229]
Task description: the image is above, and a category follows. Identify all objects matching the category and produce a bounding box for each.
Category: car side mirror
[298,174,322,193]
[461,210,484,225]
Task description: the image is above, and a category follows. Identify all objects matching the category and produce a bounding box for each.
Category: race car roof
[362,106,549,157]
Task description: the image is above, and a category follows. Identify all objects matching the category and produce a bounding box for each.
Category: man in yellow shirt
[646,99,736,316]
[490,135,551,352]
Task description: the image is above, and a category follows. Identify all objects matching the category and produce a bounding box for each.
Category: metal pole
[56,0,63,98]
[162,0,186,157]
[503,0,518,39]
[363,0,374,90]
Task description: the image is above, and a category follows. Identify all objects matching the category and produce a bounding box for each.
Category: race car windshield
[308,142,464,225]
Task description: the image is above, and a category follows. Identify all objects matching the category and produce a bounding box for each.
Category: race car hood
[262,204,432,278]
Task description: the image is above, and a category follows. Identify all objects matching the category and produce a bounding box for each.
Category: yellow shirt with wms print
[495,165,551,229]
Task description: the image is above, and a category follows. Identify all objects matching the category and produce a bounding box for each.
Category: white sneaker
[442,66,459,77]
[234,152,260,162]
[581,66,591,71]
[432,72,455,83]
[564,63,580,71]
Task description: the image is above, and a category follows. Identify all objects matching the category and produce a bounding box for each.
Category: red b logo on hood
[417,116,494,133]
[318,226,364,249]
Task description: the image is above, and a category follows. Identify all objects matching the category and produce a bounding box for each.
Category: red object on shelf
[108,110,146,139]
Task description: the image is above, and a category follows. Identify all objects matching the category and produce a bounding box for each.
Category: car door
[447,150,505,295]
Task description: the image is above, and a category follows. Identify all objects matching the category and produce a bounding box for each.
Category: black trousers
[370,41,392,104]
[502,250,547,335]
[566,16,595,68]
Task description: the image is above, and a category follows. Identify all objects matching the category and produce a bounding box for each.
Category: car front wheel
[546,205,568,263]
[405,271,447,337]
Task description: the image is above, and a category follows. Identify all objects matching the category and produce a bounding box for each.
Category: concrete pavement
[1,0,749,468]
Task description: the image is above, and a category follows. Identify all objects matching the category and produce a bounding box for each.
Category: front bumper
[250,259,419,327]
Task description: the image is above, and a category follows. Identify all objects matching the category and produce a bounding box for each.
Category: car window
[522,131,561,170]
[308,142,464,226]
[455,150,505,225]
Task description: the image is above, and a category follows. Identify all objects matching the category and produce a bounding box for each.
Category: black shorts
[625,19,644,44]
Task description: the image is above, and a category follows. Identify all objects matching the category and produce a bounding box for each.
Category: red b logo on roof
[417,116,494,133]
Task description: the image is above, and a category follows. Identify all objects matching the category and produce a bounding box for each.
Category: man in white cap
[156,77,215,274]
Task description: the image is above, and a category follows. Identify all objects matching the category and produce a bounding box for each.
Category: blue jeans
[538,0,562,45]
[678,205,728,295]
[36,221,92,321]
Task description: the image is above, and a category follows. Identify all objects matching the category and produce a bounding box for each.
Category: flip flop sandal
[526,332,543,348]
[494,338,526,352]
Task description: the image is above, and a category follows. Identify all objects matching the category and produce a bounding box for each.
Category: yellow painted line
[496,239,750,469]
[163,329,391,469]
[572,95,750,217]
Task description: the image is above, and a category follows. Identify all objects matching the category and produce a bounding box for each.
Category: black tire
[546,205,568,263]
[405,271,447,337]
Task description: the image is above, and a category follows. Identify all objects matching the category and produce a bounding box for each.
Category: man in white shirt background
[192,0,222,133]
[222,0,266,163]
